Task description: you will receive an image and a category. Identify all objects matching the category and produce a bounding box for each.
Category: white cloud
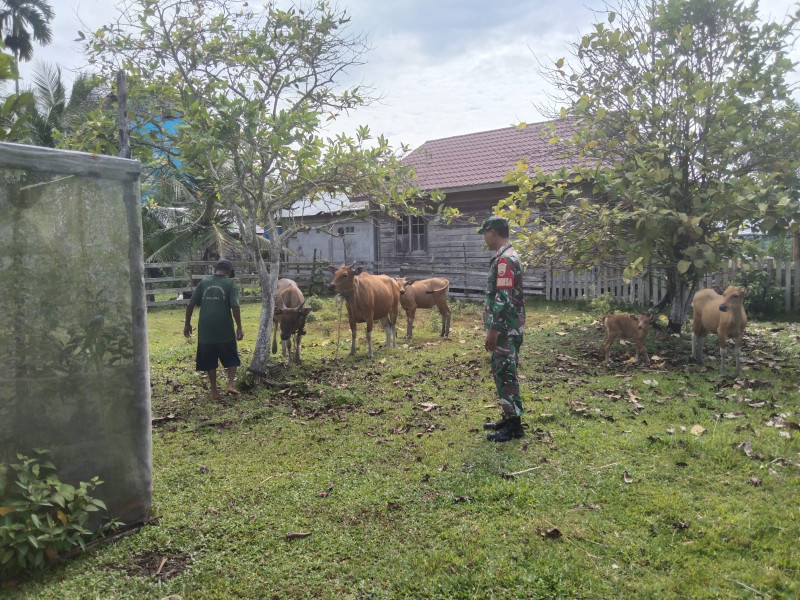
[14,0,799,153]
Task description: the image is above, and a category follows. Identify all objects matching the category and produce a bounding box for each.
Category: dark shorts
[196,342,241,372]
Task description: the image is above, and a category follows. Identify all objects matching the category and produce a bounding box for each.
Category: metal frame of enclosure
[0,142,151,527]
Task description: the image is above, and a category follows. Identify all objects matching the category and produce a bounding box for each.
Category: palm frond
[31,61,64,113]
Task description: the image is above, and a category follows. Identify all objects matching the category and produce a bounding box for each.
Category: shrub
[0,450,121,579]
[304,295,324,312]
[732,268,785,319]
[587,292,619,317]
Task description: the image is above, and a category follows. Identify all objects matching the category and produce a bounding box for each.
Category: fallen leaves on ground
[538,527,562,539]
[690,424,706,436]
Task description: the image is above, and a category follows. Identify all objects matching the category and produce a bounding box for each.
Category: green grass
[5,298,800,599]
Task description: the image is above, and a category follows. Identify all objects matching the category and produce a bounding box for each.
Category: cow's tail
[271,323,278,354]
[425,284,449,294]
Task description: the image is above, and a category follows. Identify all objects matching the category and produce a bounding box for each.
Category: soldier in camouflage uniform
[478,216,526,442]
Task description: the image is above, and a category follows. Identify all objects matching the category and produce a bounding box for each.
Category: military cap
[477,215,509,234]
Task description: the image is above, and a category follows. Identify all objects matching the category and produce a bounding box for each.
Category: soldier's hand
[236,326,244,341]
[485,328,498,352]
[183,324,193,338]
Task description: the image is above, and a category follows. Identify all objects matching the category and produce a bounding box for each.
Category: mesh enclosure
[0,143,151,527]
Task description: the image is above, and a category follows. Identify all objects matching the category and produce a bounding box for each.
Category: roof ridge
[416,118,563,147]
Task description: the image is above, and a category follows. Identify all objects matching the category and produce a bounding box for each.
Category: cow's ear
[629,314,637,320]
[743,287,751,297]
[274,309,283,316]
[407,279,415,286]
[301,308,312,316]
[328,266,337,274]
[355,266,364,274]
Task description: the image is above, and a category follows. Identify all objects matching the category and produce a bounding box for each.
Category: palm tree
[0,0,54,94]
[27,62,97,147]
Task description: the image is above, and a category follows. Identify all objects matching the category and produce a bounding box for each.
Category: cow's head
[718,286,749,312]
[274,302,311,340]
[394,277,415,296]
[328,264,363,295]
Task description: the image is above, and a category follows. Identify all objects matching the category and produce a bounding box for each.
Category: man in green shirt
[184,259,245,399]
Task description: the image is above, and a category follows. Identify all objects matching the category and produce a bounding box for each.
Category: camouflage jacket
[484,243,525,336]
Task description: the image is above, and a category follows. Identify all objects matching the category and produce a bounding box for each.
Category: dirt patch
[114,550,191,581]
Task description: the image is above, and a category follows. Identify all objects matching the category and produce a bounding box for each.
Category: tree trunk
[248,247,280,375]
[665,270,698,333]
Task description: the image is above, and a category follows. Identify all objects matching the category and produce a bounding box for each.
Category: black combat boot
[483,417,509,431]
[486,417,524,442]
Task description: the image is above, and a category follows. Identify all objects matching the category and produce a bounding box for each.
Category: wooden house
[370,119,584,295]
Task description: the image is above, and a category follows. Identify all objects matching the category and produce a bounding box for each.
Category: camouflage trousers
[491,334,523,417]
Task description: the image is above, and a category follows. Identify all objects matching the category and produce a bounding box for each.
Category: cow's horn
[349,261,357,269]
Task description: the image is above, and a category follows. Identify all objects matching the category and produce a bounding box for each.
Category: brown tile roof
[402,119,578,192]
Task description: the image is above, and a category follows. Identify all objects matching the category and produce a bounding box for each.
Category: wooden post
[117,71,131,159]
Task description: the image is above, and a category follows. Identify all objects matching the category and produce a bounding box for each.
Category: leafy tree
[85,0,435,374]
[0,39,32,140]
[23,63,98,147]
[0,0,53,94]
[499,0,800,331]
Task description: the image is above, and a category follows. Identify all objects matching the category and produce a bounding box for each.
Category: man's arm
[232,306,244,341]
[184,302,195,338]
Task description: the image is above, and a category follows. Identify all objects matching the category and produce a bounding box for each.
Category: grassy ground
[5,297,800,599]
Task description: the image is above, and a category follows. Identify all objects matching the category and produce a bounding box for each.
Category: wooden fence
[144,259,330,308]
[146,258,799,313]
[545,258,800,313]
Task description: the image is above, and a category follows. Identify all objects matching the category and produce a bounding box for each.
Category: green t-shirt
[189,274,240,344]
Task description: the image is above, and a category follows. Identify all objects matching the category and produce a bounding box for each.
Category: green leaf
[677,260,692,274]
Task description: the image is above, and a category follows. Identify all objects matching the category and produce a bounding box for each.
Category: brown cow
[272,278,310,367]
[328,265,399,359]
[602,313,655,366]
[394,277,451,338]
[691,285,749,376]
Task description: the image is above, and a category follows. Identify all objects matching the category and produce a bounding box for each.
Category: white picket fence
[545,259,800,313]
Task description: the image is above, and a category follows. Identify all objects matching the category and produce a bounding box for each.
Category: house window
[396,216,426,253]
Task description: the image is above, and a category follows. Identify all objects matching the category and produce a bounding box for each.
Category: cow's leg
[366,318,374,360]
[719,342,728,377]
[294,333,302,364]
[285,338,294,367]
[637,342,650,366]
[734,340,742,376]
[349,325,357,356]
[604,333,616,366]
[440,306,451,337]
[406,308,414,339]
[382,317,393,348]
[272,322,278,355]
[691,333,705,365]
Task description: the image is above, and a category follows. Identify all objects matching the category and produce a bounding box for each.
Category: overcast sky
[18,0,800,150]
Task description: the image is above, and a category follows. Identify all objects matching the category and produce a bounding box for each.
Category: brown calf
[272,278,310,367]
[691,286,748,376]
[394,277,451,338]
[328,265,399,360]
[603,313,655,366]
